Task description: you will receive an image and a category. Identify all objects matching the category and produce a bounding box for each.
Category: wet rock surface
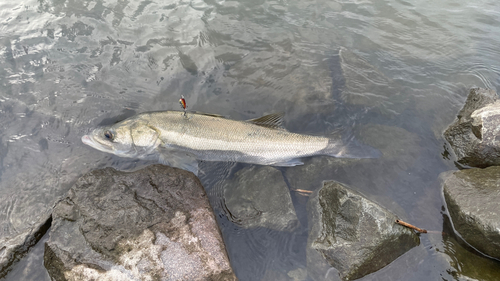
[306,181,420,281]
[222,166,299,231]
[0,213,52,279]
[44,165,236,281]
[440,167,500,260]
[444,88,500,168]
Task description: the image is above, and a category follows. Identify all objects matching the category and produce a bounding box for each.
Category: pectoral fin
[158,148,199,175]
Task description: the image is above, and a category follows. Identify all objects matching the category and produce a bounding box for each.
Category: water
[1,0,499,280]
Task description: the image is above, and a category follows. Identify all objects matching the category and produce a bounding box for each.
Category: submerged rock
[444,88,500,167]
[0,213,52,279]
[440,167,500,260]
[307,181,419,281]
[222,166,299,231]
[44,165,236,281]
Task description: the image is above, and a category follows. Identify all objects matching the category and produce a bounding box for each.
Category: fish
[82,111,379,174]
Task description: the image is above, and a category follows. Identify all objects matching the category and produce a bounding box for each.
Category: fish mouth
[81,134,114,153]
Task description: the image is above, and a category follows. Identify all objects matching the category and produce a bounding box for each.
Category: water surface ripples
[1,0,500,280]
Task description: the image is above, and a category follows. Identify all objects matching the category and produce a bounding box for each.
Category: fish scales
[82,110,378,174]
[142,111,329,159]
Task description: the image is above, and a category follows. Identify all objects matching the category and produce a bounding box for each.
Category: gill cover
[129,123,162,155]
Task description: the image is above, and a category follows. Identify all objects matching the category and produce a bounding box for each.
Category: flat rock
[222,166,299,231]
[440,167,500,259]
[44,165,236,281]
[444,88,500,167]
[307,181,419,281]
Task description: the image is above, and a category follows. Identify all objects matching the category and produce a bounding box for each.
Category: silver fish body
[82,111,376,174]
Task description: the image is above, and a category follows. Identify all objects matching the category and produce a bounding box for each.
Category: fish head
[82,119,161,159]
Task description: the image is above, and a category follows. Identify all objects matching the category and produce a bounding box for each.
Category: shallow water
[1,0,500,280]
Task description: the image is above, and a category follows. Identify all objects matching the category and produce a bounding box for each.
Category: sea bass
[82,111,378,174]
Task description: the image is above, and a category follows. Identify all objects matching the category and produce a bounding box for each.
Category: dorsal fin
[247,113,285,130]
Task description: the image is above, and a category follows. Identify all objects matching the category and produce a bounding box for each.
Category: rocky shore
[306,181,419,281]
[2,60,498,280]
[0,47,433,280]
[440,167,500,260]
[442,87,500,262]
[2,161,426,280]
[44,165,236,280]
[444,88,500,168]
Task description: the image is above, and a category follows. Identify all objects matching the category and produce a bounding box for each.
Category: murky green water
[1,0,499,280]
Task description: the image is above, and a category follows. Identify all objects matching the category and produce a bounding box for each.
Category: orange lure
[179,95,187,110]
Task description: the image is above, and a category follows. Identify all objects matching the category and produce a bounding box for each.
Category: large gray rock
[440,167,500,259]
[307,181,419,281]
[44,165,236,281]
[222,166,299,231]
[444,88,500,167]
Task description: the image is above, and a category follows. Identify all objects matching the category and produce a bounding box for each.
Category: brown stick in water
[395,219,427,233]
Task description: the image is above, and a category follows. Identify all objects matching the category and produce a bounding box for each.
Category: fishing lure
[179,95,187,110]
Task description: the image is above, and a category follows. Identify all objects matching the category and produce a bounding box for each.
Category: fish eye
[104,130,114,141]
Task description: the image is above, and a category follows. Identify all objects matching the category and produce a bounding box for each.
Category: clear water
[1,0,500,280]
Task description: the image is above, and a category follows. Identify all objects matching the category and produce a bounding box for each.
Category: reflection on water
[1,0,500,280]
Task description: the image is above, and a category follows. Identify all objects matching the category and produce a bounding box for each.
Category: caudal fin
[322,137,381,159]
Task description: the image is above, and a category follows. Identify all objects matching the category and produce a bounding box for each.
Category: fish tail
[322,137,381,159]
